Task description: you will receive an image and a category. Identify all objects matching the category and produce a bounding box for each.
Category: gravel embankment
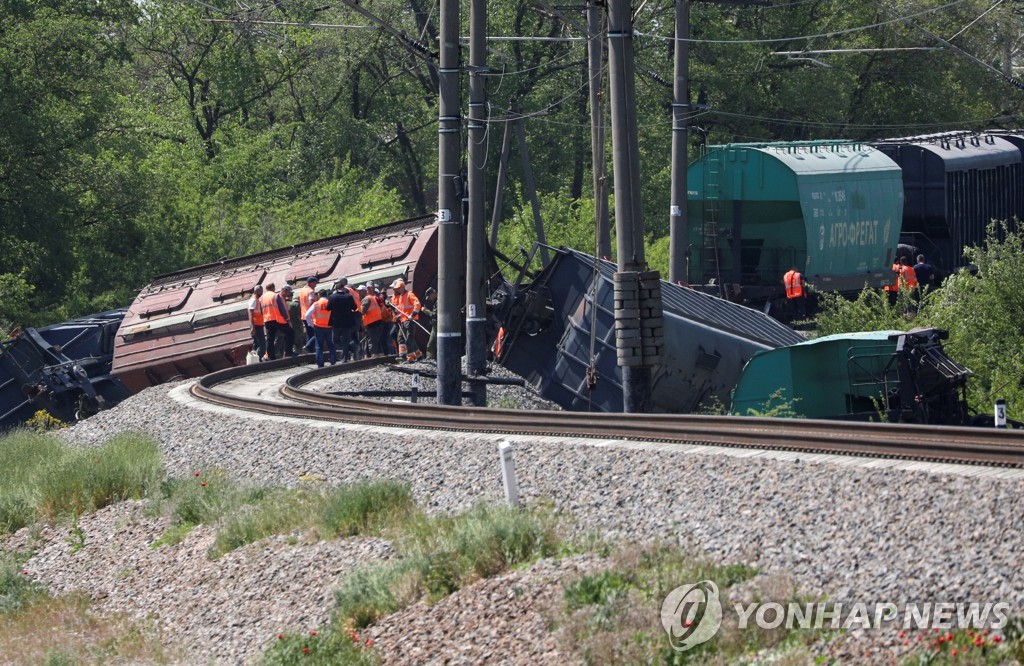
[3,360,1021,663]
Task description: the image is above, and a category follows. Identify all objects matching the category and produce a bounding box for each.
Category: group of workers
[783,253,937,319]
[246,276,438,367]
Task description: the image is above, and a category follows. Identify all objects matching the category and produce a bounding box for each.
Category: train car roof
[701,142,901,176]
[871,132,1020,171]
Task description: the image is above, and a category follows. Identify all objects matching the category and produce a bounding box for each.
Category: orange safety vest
[783,270,804,299]
[297,286,317,318]
[311,297,331,328]
[884,262,900,292]
[250,295,264,327]
[260,291,288,325]
[391,291,421,322]
[899,265,918,289]
[362,295,383,325]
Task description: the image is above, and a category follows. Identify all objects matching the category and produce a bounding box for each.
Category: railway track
[191,357,1024,468]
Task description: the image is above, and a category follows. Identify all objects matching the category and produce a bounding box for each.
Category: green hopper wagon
[686,141,904,310]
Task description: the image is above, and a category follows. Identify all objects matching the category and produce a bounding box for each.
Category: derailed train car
[0,310,130,429]
[496,248,805,413]
[731,328,981,425]
[112,215,439,393]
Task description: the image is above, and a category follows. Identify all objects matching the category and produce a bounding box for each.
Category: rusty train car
[111,215,439,393]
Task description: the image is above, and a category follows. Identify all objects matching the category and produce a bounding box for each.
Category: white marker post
[498,442,520,507]
[995,399,1007,428]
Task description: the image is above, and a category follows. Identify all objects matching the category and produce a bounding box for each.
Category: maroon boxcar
[112,215,439,393]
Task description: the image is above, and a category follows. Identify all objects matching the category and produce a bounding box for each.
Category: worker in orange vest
[390,279,423,362]
[783,267,807,320]
[376,282,396,356]
[897,256,918,290]
[296,276,320,354]
[260,283,295,360]
[247,284,266,361]
[357,284,384,358]
[306,288,335,367]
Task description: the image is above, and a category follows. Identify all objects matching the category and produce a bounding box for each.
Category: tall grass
[334,503,561,627]
[0,430,163,533]
[0,552,45,614]
[150,477,416,559]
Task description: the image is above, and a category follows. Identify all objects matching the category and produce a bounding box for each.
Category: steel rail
[191,359,1024,467]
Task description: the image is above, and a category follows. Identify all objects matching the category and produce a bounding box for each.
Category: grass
[554,543,825,665]
[262,627,379,665]
[0,430,163,534]
[333,503,561,628]
[149,475,416,559]
[898,627,1014,665]
[0,591,171,665]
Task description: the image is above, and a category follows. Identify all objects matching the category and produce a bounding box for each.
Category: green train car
[730,328,974,425]
[686,141,903,307]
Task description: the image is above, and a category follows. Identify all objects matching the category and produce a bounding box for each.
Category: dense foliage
[2,0,1022,332]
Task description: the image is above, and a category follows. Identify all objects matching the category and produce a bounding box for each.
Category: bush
[334,559,424,628]
[262,626,379,665]
[334,503,561,628]
[0,431,162,532]
[151,477,416,559]
[35,434,163,521]
[319,481,414,538]
[209,487,322,559]
[0,553,44,614]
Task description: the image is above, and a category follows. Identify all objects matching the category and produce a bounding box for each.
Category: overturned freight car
[112,216,440,393]
[495,248,805,413]
[0,310,130,429]
[731,328,978,425]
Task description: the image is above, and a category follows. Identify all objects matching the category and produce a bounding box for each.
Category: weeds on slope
[0,430,163,534]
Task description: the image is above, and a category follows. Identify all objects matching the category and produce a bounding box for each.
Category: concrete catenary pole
[488,120,513,249]
[588,0,611,259]
[668,0,689,283]
[436,0,463,405]
[607,0,663,412]
[465,0,487,405]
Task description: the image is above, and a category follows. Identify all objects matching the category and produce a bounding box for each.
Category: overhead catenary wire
[635,0,975,44]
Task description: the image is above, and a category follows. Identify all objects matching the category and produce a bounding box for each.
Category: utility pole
[465,0,487,406]
[668,0,689,284]
[607,0,663,412]
[588,0,611,259]
[436,0,462,405]
[668,0,768,284]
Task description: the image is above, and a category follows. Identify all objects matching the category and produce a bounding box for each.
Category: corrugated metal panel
[502,249,804,414]
[570,249,805,348]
